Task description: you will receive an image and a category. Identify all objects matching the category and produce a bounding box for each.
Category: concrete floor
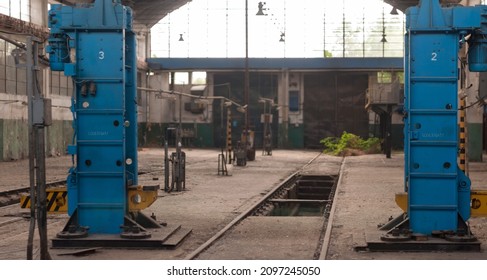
[327,153,487,260]
[1,148,487,260]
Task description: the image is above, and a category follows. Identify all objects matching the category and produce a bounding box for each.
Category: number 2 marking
[431,52,437,61]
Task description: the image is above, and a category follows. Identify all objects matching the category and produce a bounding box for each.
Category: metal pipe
[26,37,36,261]
[244,0,250,162]
[32,36,51,260]
[164,138,168,192]
[176,94,183,191]
[164,128,175,192]
[459,96,467,172]
[25,36,51,260]
[137,86,244,108]
[36,127,50,259]
[226,105,232,163]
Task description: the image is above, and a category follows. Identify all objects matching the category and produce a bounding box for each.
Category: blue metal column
[47,0,137,234]
[404,0,487,235]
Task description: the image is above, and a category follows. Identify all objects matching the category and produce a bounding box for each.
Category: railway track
[185,153,344,260]
[0,155,207,210]
[0,150,338,260]
[0,180,67,208]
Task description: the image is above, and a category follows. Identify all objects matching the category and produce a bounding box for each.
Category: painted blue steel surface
[404,0,487,234]
[147,57,403,71]
[48,0,137,234]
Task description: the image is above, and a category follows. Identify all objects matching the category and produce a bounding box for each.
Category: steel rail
[318,157,346,260]
[0,180,66,208]
[184,152,323,260]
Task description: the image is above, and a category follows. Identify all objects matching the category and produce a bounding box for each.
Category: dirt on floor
[326,153,487,260]
[1,149,487,260]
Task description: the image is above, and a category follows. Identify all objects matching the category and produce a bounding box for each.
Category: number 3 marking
[98,51,105,60]
[431,52,437,61]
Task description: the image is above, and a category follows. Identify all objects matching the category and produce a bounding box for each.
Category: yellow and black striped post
[459,97,467,172]
[226,106,233,164]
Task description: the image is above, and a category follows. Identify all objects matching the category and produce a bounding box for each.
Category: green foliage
[320,132,381,156]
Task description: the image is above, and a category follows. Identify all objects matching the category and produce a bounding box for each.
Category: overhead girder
[385,0,462,13]
[50,0,191,28]
[49,1,467,29]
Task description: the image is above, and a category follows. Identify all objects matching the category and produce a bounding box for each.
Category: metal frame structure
[369,0,487,251]
[48,0,138,235]
[403,0,485,236]
[46,0,190,248]
[147,57,403,71]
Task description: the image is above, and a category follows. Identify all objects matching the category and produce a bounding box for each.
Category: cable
[26,41,37,261]
[459,97,485,110]
[70,80,77,166]
[26,174,36,260]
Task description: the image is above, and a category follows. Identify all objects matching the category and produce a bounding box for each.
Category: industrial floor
[1,148,487,260]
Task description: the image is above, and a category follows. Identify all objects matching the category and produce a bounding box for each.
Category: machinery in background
[217,149,229,175]
[259,97,274,156]
[164,128,174,192]
[245,129,256,161]
[218,101,234,175]
[365,75,403,158]
[368,0,487,251]
[234,140,247,166]
[164,127,186,192]
[225,102,234,165]
[235,129,255,166]
[47,0,190,248]
[138,86,242,175]
[263,134,272,156]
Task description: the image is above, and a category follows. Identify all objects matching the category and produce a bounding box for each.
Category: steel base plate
[445,234,478,243]
[52,225,192,249]
[365,232,481,252]
[380,233,411,242]
[56,229,89,239]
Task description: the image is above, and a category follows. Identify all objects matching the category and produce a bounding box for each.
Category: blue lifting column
[404,0,487,235]
[47,0,137,234]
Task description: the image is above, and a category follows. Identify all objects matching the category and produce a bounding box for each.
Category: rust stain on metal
[0,14,49,41]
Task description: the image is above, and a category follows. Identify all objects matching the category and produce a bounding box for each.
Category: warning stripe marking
[21,196,30,208]
[46,192,57,212]
[20,191,67,212]
[55,192,67,212]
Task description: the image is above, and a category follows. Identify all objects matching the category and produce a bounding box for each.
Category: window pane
[152,0,404,58]
[378,72,392,83]
[21,0,30,21]
[10,0,20,19]
[289,90,299,112]
[0,1,8,16]
[174,72,189,85]
[192,72,206,85]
